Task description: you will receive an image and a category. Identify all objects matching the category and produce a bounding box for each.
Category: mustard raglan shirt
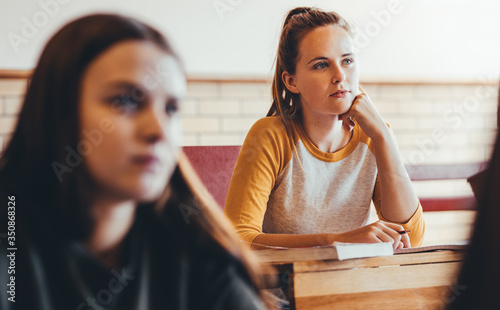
[224,116,425,247]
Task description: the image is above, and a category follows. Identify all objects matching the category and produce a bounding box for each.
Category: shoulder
[190,243,264,309]
[146,206,249,277]
[243,116,296,150]
[246,116,287,139]
[238,116,295,171]
[153,213,264,309]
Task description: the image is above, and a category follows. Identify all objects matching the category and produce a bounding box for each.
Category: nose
[331,63,346,85]
[139,104,167,144]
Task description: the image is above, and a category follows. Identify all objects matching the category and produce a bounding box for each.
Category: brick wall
[0,79,25,150]
[1,78,497,181]
[1,76,495,245]
[184,81,498,163]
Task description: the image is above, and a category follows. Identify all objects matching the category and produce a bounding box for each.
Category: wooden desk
[262,250,464,310]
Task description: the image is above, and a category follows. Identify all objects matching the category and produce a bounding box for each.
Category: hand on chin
[338,94,356,132]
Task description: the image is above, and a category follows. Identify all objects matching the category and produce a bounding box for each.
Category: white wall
[1,0,500,81]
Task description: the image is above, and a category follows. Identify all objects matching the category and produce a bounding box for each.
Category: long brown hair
[0,13,267,299]
[162,154,268,293]
[446,85,500,310]
[267,7,354,148]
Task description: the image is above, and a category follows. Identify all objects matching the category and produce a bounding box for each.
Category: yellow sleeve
[224,117,294,244]
[372,177,426,247]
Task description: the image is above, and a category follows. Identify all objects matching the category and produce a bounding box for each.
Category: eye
[165,98,179,116]
[313,62,328,70]
[343,58,354,65]
[110,93,143,113]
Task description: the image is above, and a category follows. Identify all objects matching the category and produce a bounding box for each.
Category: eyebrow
[102,80,183,101]
[103,81,141,90]
[307,53,354,64]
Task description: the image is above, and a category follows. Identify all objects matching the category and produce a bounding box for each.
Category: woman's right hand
[330,220,411,250]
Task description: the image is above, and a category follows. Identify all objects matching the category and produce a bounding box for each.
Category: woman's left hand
[339,87,388,142]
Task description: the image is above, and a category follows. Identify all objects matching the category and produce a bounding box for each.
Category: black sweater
[0,193,265,310]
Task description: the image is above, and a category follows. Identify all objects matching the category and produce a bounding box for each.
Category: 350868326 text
[6,196,16,303]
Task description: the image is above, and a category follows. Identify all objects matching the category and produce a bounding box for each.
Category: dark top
[0,193,265,310]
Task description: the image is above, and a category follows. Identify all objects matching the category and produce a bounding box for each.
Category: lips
[330,90,350,98]
[132,154,160,171]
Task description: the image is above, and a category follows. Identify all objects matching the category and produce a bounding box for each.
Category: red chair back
[183,145,241,209]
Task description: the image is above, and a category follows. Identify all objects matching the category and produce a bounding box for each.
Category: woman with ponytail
[225,7,425,250]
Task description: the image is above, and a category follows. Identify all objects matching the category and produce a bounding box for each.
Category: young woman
[446,91,500,310]
[225,7,425,250]
[0,14,268,310]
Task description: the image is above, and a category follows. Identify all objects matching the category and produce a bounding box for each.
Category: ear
[282,71,300,94]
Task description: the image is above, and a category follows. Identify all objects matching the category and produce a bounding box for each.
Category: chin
[138,183,168,202]
[137,169,173,199]
[130,192,161,204]
[329,106,350,116]
[339,101,354,114]
[122,180,165,203]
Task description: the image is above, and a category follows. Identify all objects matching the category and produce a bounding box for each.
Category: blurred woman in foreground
[0,14,267,310]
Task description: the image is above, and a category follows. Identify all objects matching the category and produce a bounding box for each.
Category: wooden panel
[0,70,32,79]
[422,211,475,246]
[293,251,464,273]
[406,162,487,181]
[0,79,27,96]
[293,261,461,297]
[294,286,452,310]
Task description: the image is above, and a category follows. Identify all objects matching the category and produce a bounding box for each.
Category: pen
[398,230,411,234]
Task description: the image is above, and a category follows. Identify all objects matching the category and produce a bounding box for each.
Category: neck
[301,111,351,153]
[83,197,137,268]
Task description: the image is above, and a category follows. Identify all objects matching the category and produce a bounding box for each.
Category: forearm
[251,233,336,249]
[372,127,419,223]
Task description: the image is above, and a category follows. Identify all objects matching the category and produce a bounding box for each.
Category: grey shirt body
[263,138,378,235]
